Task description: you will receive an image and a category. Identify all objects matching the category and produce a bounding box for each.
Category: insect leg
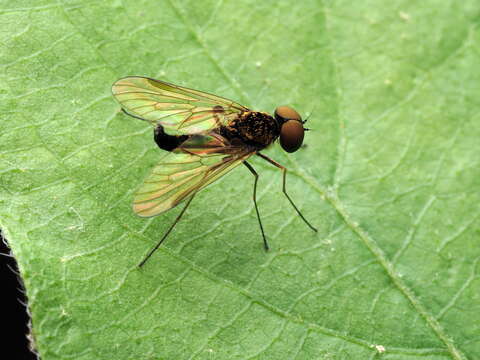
[121,108,147,121]
[243,161,269,251]
[256,152,317,233]
[138,193,196,267]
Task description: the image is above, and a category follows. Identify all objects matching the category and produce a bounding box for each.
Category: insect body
[219,111,279,149]
[112,76,317,266]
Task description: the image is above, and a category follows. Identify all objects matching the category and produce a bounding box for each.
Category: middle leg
[243,161,269,251]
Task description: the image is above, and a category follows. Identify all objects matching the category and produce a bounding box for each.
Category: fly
[111,76,317,266]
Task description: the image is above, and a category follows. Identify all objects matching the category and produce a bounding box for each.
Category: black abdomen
[154,125,188,151]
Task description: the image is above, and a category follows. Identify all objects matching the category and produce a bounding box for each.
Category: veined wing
[133,133,254,217]
[112,76,249,135]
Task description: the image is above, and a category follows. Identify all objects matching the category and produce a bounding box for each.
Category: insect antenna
[302,106,316,124]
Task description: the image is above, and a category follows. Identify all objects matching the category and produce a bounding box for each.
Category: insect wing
[133,134,253,217]
[112,76,249,135]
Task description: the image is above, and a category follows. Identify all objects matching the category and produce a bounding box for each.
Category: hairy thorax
[219,111,280,150]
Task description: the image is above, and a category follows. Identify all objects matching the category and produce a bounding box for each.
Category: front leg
[256,152,317,232]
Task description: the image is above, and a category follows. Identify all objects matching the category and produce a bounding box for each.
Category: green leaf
[1,0,479,359]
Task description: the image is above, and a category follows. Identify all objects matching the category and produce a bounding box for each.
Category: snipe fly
[112,77,317,266]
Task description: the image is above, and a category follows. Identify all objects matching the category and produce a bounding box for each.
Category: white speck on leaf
[373,344,386,353]
[399,11,411,22]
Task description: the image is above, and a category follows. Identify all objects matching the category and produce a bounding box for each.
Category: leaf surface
[1,0,479,359]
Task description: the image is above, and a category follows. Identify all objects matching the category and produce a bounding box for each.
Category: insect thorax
[219,111,279,149]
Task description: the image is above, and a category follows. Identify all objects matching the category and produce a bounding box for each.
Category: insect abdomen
[154,125,188,151]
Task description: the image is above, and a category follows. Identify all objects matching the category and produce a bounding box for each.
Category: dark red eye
[274,106,302,123]
[280,120,304,153]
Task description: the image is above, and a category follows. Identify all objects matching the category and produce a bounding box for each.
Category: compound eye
[280,120,304,153]
[274,106,302,123]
